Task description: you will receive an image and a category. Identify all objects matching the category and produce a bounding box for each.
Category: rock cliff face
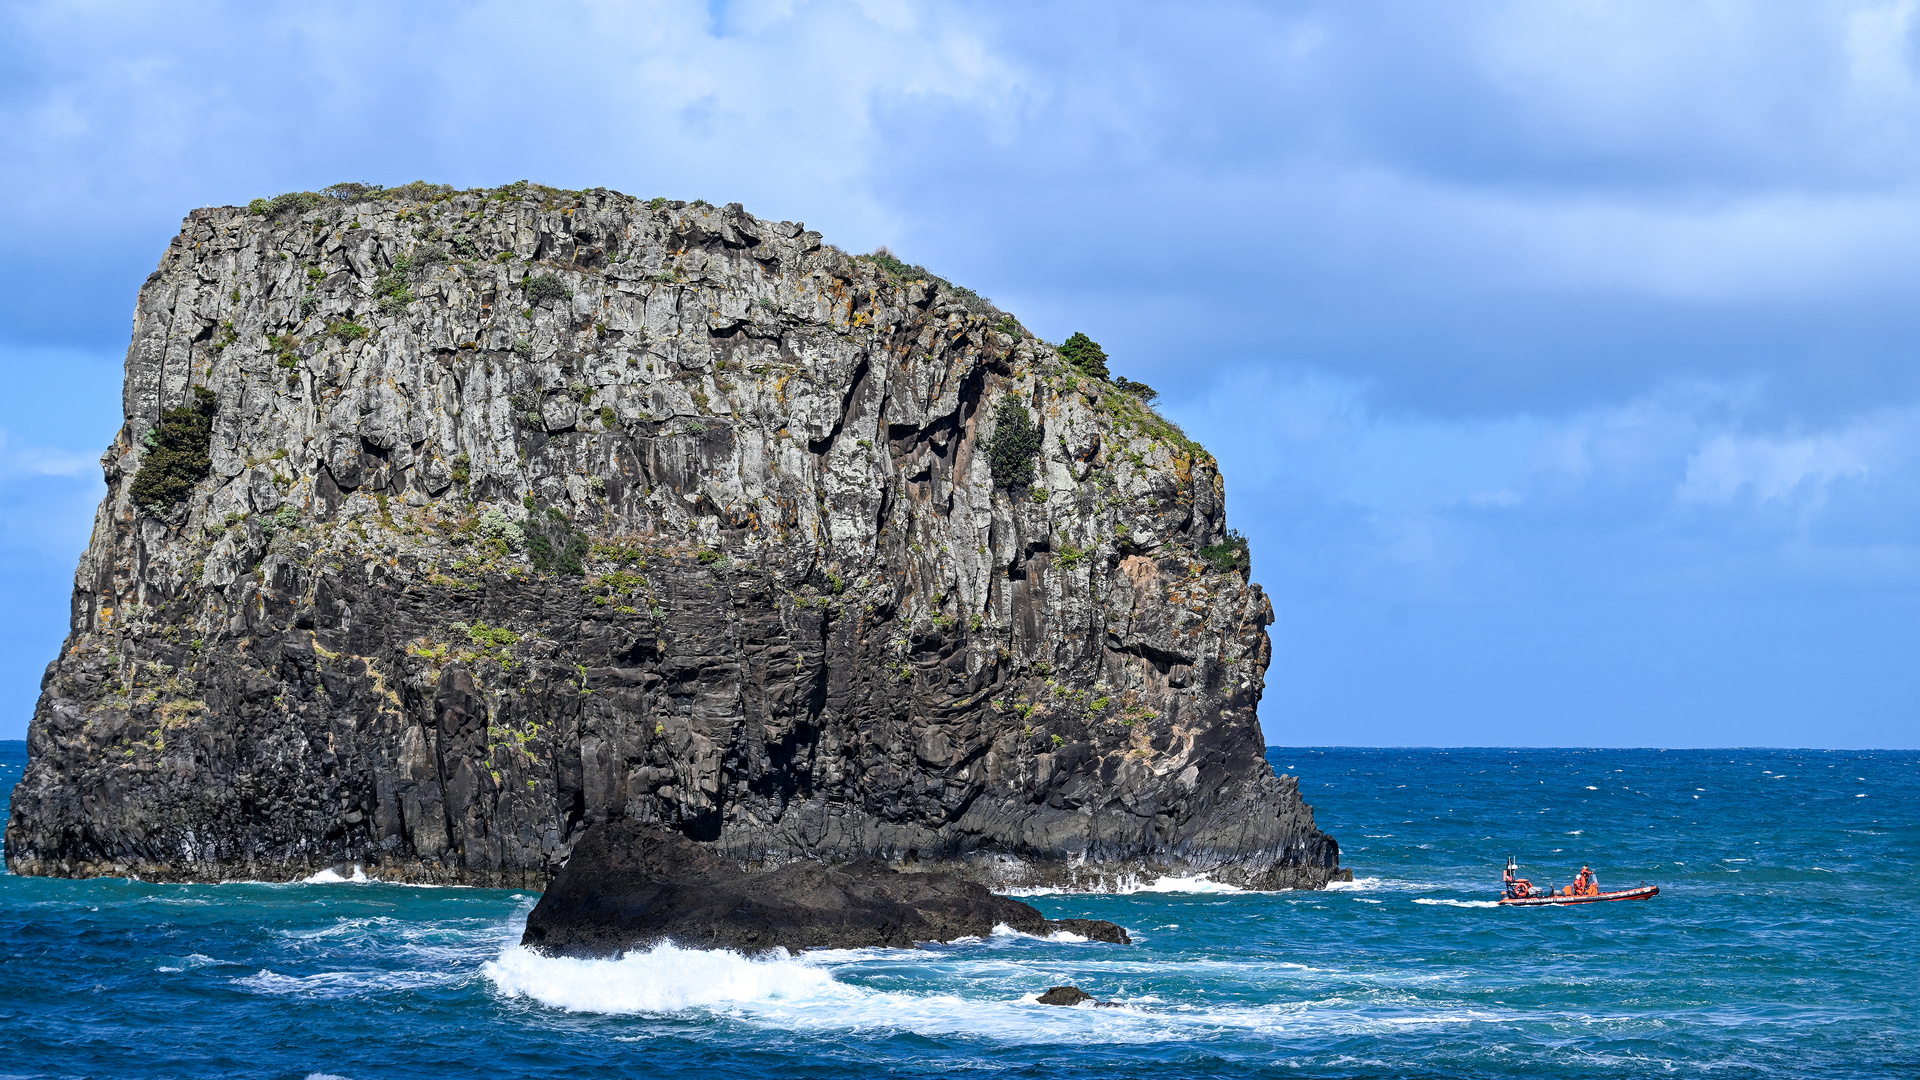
[4,182,1343,890]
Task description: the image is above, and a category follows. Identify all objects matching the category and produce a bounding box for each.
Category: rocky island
[4,181,1345,898]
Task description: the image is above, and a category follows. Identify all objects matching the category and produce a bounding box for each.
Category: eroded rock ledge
[4,181,1343,891]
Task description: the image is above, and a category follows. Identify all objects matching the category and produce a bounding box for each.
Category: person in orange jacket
[1575,866,1597,896]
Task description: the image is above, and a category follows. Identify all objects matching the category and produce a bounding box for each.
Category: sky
[1,0,1916,748]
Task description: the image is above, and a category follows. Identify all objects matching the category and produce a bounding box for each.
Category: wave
[300,865,371,884]
[1006,873,1245,896]
[478,938,1522,1040]
[1413,898,1501,909]
[1324,876,1385,892]
[234,966,463,998]
[986,922,1110,944]
[484,941,849,1015]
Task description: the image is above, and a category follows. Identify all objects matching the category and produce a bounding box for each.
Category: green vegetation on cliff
[987,396,1042,488]
[128,387,217,511]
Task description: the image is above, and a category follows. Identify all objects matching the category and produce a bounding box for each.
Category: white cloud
[0,430,95,481]
[1677,422,1893,505]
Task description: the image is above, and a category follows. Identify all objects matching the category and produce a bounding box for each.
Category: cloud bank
[1,0,1916,745]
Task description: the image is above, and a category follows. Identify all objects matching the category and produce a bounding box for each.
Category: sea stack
[3,182,1344,891]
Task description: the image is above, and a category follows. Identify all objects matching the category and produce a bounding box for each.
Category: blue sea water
[0,742,1913,1079]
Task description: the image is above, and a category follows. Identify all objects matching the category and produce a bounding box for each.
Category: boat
[1496,854,1657,906]
[1497,884,1658,906]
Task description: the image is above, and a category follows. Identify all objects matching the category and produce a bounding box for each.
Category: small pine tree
[987,395,1042,488]
[129,387,218,512]
[1058,332,1109,380]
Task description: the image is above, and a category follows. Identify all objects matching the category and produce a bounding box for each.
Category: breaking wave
[1007,874,1246,896]
[484,941,846,1014]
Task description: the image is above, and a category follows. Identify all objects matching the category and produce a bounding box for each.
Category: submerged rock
[1036,985,1119,1007]
[521,820,1128,955]
[4,182,1344,891]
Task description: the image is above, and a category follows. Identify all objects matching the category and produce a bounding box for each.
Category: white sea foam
[1324,876,1384,892]
[485,942,857,1014]
[480,938,1515,1040]
[299,865,370,884]
[984,922,1106,944]
[1006,873,1245,896]
[1129,874,1244,894]
[235,966,460,998]
[1413,898,1501,909]
[158,953,226,973]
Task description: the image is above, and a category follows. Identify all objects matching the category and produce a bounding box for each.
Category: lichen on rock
[3,182,1344,890]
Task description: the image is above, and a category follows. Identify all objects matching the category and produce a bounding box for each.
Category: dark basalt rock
[1046,918,1130,945]
[520,820,1130,956]
[1037,985,1119,1007]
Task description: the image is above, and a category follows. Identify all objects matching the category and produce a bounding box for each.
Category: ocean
[1,742,1912,1079]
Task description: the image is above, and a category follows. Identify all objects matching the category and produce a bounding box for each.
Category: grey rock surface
[4,183,1344,890]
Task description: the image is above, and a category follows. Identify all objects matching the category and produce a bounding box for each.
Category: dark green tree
[525,509,589,574]
[987,395,1042,488]
[129,387,218,512]
[1199,529,1251,576]
[1057,332,1109,379]
[1113,376,1158,403]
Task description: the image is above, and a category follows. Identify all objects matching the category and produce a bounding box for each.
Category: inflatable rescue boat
[1497,855,1657,906]
[1497,884,1659,906]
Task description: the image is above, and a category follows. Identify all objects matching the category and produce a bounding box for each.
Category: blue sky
[2,0,1916,747]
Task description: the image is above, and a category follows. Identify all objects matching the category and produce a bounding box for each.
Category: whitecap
[1324,876,1384,892]
[299,865,371,885]
[986,923,1106,944]
[1413,898,1501,908]
[158,953,227,974]
[483,941,847,1015]
[1128,874,1244,894]
[1004,873,1243,896]
[235,966,459,998]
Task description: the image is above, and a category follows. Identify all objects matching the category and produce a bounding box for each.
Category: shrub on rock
[128,387,218,512]
[1058,332,1110,380]
[987,395,1042,489]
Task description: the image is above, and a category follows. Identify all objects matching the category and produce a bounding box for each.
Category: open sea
[0,741,1913,1079]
